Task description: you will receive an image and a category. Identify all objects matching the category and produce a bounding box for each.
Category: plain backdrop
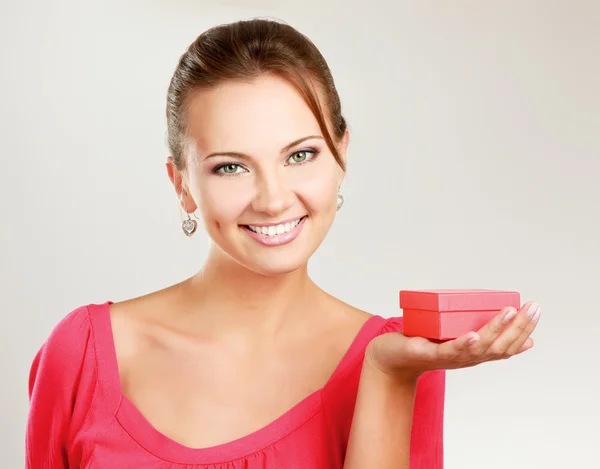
[1,0,598,467]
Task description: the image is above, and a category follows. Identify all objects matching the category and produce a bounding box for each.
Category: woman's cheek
[199,179,251,219]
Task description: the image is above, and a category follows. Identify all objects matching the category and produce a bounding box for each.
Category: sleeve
[382,317,446,468]
[26,306,93,469]
[411,368,445,468]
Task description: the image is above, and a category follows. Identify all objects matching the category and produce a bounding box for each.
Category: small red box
[399,289,521,340]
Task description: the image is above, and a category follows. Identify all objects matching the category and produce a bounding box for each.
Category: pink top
[26,301,445,468]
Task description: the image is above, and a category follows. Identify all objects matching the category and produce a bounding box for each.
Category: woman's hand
[366,301,541,381]
[346,301,541,469]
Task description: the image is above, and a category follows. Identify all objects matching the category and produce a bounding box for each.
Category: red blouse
[26,301,445,468]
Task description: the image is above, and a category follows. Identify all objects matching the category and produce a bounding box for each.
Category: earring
[337,190,344,211]
[181,212,198,236]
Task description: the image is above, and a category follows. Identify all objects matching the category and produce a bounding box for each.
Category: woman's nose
[251,172,294,217]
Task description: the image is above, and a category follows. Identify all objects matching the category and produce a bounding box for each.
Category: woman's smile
[241,215,308,246]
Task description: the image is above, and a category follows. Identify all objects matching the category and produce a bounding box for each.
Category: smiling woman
[169,72,346,275]
[24,17,539,469]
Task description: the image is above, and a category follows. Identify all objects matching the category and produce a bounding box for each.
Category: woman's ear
[340,129,350,164]
[165,156,197,213]
[337,129,350,185]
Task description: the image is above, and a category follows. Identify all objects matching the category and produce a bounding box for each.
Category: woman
[26,18,540,469]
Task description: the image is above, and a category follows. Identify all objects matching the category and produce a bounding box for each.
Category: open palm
[367,302,541,378]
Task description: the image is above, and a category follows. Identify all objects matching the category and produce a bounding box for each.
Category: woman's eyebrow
[202,135,324,161]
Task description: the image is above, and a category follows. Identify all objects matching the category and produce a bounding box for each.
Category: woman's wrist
[364,341,422,387]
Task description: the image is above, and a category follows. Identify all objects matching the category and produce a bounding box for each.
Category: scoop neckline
[88,300,386,465]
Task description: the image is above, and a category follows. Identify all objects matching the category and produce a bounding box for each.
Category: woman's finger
[436,331,480,363]
[467,306,517,357]
[516,337,534,354]
[486,302,541,359]
[505,307,541,356]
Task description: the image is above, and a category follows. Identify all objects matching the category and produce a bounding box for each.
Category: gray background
[1,0,598,467]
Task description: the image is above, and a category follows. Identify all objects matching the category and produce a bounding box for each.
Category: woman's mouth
[241,216,307,246]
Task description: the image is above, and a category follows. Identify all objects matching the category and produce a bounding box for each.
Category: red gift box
[399,289,521,340]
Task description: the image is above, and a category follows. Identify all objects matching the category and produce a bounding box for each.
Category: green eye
[217,164,243,174]
[289,150,312,164]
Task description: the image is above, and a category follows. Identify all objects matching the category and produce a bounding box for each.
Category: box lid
[399,289,520,312]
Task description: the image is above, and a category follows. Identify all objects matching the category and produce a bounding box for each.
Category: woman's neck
[178,247,324,338]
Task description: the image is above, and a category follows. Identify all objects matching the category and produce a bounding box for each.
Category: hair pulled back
[166,18,347,171]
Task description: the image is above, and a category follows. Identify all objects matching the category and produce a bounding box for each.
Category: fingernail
[531,307,542,323]
[468,333,479,344]
[503,308,518,323]
[527,303,540,320]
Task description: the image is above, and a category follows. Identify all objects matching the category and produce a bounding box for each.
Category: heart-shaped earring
[337,190,344,211]
[181,212,197,236]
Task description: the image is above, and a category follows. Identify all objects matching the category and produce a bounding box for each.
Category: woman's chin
[240,255,309,277]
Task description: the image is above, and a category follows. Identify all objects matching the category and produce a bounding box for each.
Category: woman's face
[167,74,348,276]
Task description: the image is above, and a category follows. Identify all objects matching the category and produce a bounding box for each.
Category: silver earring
[337,190,344,211]
[181,212,198,236]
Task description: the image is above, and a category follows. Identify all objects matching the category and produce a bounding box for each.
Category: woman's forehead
[185,75,324,157]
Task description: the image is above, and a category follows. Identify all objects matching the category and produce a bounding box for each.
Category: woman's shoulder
[375,314,405,333]
[29,301,110,375]
[319,300,405,379]
[33,303,94,358]
[27,301,114,410]
[331,298,405,338]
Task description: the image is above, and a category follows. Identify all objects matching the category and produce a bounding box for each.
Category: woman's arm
[26,307,93,469]
[343,355,419,469]
[345,302,539,468]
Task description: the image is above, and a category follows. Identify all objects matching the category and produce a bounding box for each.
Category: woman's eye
[288,150,314,164]
[216,163,244,175]
[215,150,317,175]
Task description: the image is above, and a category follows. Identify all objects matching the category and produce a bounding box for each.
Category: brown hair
[166,18,347,172]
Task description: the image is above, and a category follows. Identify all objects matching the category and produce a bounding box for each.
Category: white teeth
[248,217,303,236]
